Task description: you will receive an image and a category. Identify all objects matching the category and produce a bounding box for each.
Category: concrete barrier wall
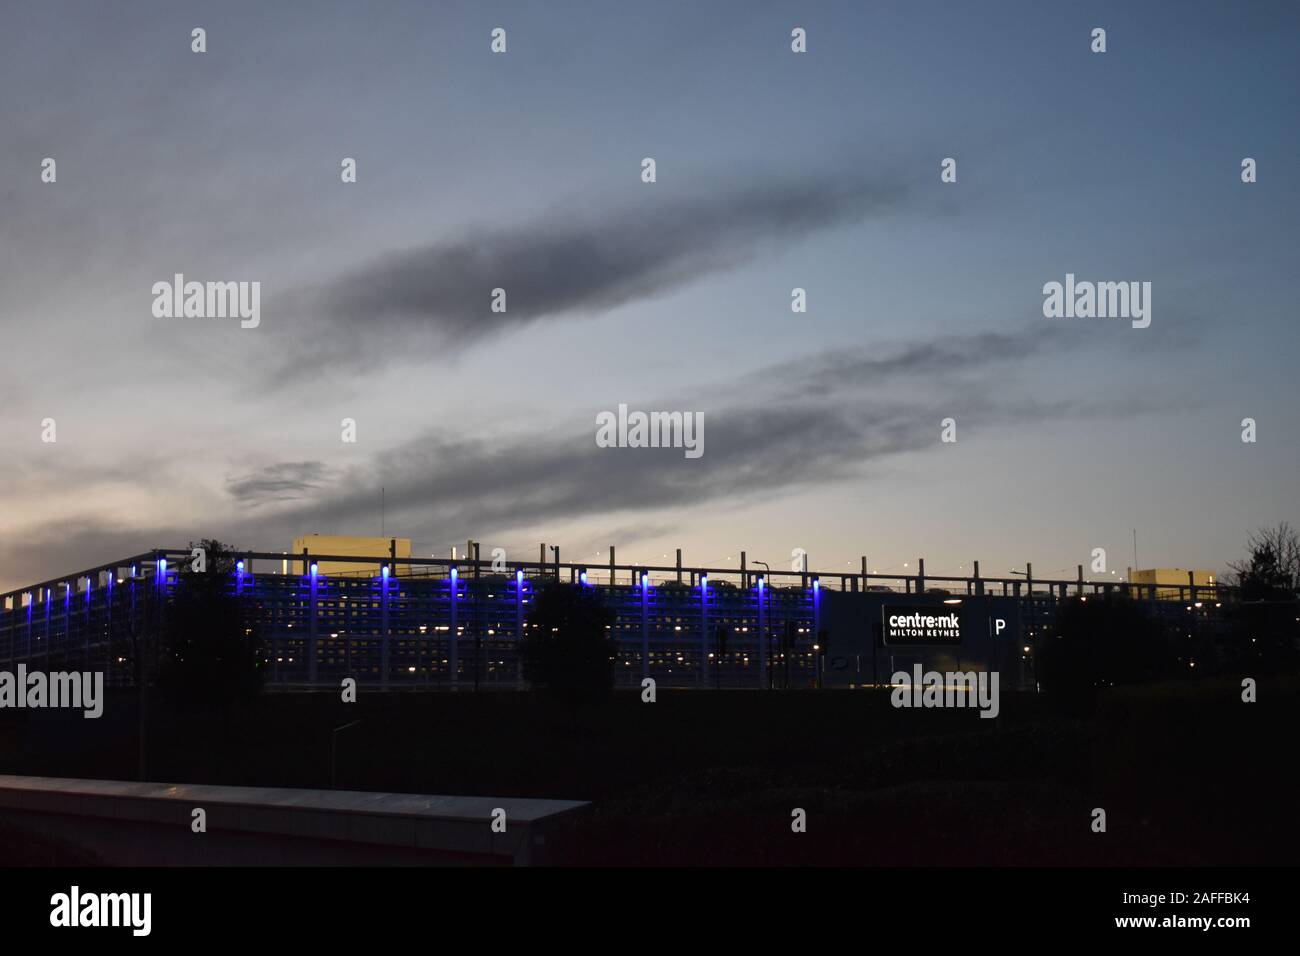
[0,774,589,866]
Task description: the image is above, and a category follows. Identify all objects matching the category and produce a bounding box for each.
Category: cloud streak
[0,321,1206,590]
[233,330,1139,547]
[283,170,911,369]
[0,327,1196,591]
[226,461,332,505]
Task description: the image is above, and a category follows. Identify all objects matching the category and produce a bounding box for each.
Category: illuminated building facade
[0,546,1236,693]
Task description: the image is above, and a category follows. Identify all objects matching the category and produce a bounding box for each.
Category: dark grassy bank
[0,678,1292,865]
[0,818,103,866]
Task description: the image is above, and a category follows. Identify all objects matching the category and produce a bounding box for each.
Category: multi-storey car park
[0,541,1236,693]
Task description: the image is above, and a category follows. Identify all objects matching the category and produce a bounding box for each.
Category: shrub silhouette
[520,580,617,703]
[158,539,264,713]
[1037,594,1174,712]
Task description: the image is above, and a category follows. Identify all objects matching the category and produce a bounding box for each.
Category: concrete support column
[515,571,523,688]
[812,577,822,688]
[107,578,116,671]
[380,568,390,688]
[308,563,318,684]
[449,569,459,687]
[640,572,649,682]
[128,577,137,676]
[84,577,91,660]
[699,576,709,688]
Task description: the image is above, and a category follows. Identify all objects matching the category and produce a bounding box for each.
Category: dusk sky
[2,0,1297,592]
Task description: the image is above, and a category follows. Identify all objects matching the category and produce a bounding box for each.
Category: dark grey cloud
[212,404,924,554]
[0,324,1198,591]
[226,461,331,504]
[741,316,1206,403]
[283,170,912,370]
[742,329,1043,399]
[0,518,191,595]
[0,447,183,497]
[230,330,1162,547]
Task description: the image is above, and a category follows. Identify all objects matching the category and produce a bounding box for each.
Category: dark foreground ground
[0,677,1293,865]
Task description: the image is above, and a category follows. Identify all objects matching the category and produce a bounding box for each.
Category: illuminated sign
[883,605,962,645]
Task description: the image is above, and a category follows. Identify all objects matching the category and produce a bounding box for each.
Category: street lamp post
[1010,567,1040,691]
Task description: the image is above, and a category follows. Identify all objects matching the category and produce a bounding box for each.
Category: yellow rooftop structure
[1128,567,1217,598]
[290,534,412,577]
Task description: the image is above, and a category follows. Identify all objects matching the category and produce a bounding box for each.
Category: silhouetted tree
[520,580,616,703]
[1229,523,1300,600]
[158,539,264,714]
[1222,524,1300,673]
[1036,594,1174,712]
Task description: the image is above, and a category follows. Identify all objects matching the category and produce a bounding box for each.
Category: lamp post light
[1009,568,1042,692]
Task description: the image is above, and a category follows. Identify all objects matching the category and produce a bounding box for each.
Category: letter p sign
[994,618,1007,636]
